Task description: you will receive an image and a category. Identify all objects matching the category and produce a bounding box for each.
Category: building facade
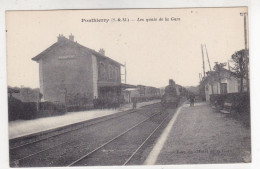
[32,34,122,103]
[204,68,246,101]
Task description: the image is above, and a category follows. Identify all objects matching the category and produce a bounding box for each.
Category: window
[99,62,106,80]
[113,66,117,80]
[116,67,120,81]
[114,67,117,80]
[109,65,112,79]
[111,66,115,80]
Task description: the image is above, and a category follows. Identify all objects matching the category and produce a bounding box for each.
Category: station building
[203,67,247,102]
[32,34,122,103]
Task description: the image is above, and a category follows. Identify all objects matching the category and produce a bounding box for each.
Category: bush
[8,97,37,121]
[8,97,66,121]
[210,93,250,114]
[8,97,23,121]
[21,102,37,120]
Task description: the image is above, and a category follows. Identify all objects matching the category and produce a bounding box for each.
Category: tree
[230,49,249,93]
[213,62,226,71]
[210,62,226,94]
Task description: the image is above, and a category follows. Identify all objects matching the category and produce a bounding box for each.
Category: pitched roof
[202,67,238,84]
[217,67,237,76]
[32,36,123,66]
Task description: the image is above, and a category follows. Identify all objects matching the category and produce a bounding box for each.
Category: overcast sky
[6,7,247,88]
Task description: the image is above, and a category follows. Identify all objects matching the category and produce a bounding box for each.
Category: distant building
[144,86,161,97]
[203,67,247,101]
[122,88,140,103]
[122,85,161,103]
[8,87,41,102]
[136,85,146,96]
[136,85,161,97]
[32,34,122,103]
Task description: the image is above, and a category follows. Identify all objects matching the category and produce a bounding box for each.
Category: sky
[6,7,247,88]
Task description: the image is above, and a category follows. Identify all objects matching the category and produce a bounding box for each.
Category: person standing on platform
[133,97,137,109]
[189,94,195,107]
[93,97,97,109]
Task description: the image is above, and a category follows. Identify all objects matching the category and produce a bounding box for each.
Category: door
[220,83,227,94]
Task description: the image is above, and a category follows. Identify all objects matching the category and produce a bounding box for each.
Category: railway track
[10,103,164,167]
[10,109,137,150]
[68,108,173,166]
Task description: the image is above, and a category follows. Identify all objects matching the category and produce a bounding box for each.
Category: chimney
[57,34,66,42]
[99,48,105,55]
[69,33,74,41]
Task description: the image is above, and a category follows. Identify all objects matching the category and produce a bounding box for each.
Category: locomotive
[161,79,180,108]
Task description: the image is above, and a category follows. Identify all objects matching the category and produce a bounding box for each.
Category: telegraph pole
[204,44,212,71]
[201,44,206,77]
[199,73,202,82]
[240,12,249,93]
[125,62,127,84]
[121,62,127,84]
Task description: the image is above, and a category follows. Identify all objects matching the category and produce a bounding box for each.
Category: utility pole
[204,44,214,94]
[121,62,127,84]
[64,87,67,113]
[125,62,127,84]
[199,73,202,82]
[204,44,212,71]
[240,12,249,93]
[201,44,206,77]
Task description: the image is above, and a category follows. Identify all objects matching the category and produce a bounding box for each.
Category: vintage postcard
[6,7,251,167]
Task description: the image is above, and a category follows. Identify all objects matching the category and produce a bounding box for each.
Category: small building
[203,67,247,102]
[122,88,140,103]
[32,34,122,103]
[122,85,161,103]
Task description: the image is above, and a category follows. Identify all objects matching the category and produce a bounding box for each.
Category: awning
[97,82,137,89]
[121,83,137,89]
[97,82,121,87]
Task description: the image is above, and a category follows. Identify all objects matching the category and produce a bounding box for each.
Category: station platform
[145,102,251,164]
[9,100,160,139]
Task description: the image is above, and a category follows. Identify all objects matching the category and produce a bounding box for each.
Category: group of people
[93,95,139,110]
[93,96,123,109]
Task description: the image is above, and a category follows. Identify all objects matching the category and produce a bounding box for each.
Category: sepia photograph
[5,7,251,167]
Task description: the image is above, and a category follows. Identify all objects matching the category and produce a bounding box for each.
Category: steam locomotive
[161,79,180,108]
